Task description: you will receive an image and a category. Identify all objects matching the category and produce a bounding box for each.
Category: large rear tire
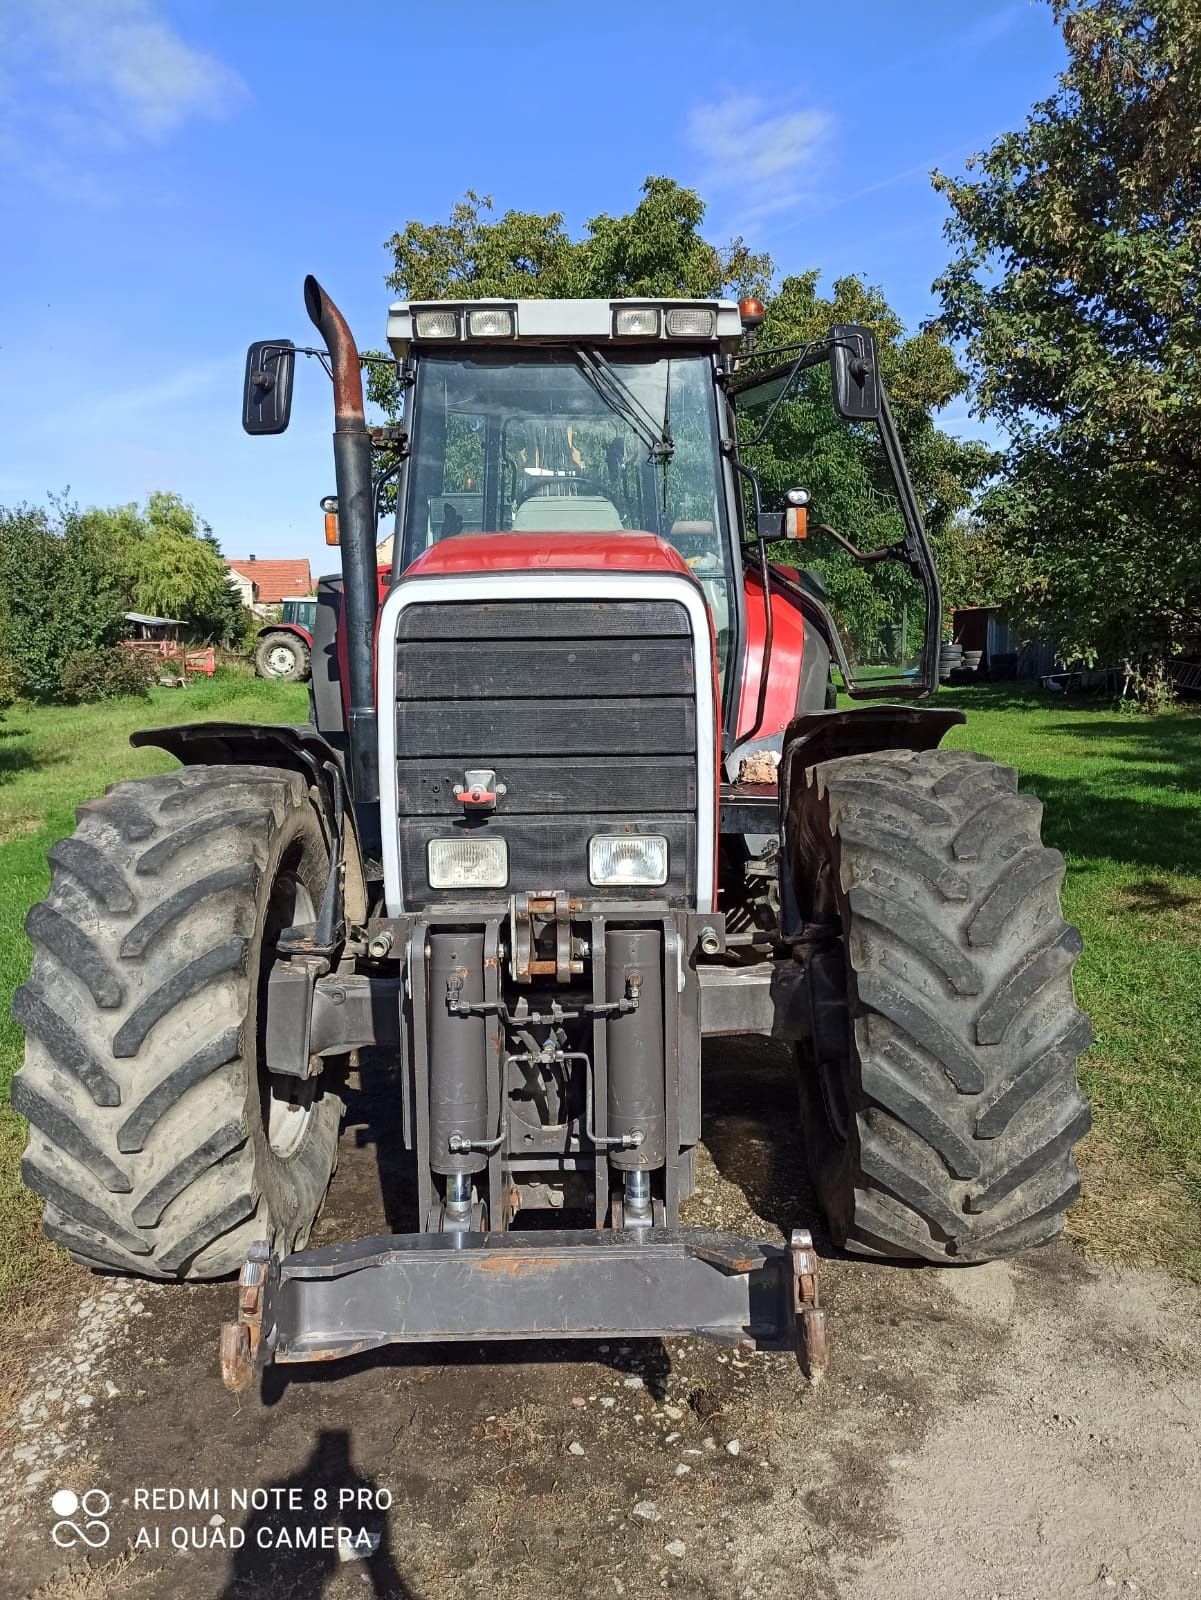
[12,766,343,1279]
[255,631,310,682]
[787,746,1091,1262]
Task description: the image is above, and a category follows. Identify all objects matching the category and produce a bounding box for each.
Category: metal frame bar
[590,912,610,1227]
[482,916,506,1231]
[662,922,683,1221]
[219,1228,826,1385]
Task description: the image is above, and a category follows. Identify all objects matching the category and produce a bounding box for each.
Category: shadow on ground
[219,1429,416,1600]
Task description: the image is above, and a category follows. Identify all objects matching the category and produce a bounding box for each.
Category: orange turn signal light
[784,505,808,539]
[324,511,340,547]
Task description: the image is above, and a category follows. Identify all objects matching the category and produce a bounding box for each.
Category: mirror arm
[373,457,404,527]
[286,344,401,384]
[724,343,826,447]
[812,523,901,565]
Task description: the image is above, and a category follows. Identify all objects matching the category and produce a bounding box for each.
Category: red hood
[403,532,697,581]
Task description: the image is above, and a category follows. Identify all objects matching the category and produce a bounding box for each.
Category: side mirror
[242,340,295,434]
[829,324,882,421]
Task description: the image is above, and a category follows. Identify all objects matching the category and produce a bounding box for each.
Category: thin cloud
[688,93,832,224]
[35,0,247,140]
[0,0,248,198]
[4,356,234,451]
[956,1,1029,53]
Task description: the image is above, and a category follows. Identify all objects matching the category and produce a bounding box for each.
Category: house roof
[224,558,313,603]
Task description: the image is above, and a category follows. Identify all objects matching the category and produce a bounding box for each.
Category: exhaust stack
[304,275,379,814]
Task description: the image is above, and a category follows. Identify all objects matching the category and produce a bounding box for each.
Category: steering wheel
[514,476,616,508]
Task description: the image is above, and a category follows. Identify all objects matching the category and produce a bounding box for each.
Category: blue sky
[0,1,1064,578]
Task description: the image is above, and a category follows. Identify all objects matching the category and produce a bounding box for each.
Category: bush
[59,646,156,703]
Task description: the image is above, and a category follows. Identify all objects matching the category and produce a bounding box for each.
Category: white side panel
[378,573,717,916]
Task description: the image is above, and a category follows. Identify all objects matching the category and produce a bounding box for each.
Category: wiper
[574,348,674,462]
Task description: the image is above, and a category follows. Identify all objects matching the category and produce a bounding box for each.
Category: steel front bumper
[220,1228,827,1392]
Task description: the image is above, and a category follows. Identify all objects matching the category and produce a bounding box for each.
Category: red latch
[453,768,504,811]
[456,784,497,809]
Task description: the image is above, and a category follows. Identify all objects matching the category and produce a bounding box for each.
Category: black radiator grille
[394,598,699,905]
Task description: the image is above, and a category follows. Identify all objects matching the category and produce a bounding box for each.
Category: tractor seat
[512,494,624,532]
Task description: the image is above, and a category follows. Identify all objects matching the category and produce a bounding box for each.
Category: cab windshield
[401,349,734,668]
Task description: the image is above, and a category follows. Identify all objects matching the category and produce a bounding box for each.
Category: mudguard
[130,722,369,922]
[777,704,965,937]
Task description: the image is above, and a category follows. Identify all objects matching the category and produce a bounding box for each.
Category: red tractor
[12,278,1090,1391]
[254,597,317,681]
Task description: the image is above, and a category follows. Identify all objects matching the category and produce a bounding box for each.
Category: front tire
[787,746,1091,1263]
[12,766,343,1279]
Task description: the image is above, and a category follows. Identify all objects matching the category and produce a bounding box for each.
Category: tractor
[12,277,1091,1391]
[254,597,317,681]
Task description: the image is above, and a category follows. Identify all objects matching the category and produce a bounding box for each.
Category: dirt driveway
[3,1038,1198,1600]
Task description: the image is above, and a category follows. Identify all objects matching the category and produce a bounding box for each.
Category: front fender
[129,722,368,922]
[777,705,965,937]
[780,704,965,778]
[256,624,314,647]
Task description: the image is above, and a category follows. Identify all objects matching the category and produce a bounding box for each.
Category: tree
[0,503,127,697]
[0,491,247,700]
[932,0,1201,666]
[124,492,244,644]
[381,177,770,303]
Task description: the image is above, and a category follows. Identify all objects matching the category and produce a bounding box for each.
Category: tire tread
[793,745,1091,1264]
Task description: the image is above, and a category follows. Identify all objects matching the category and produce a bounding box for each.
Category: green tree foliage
[932,0,1201,664]
[125,491,244,643]
[382,178,771,303]
[0,492,246,700]
[368,178,771,418]
[0,503,127,698]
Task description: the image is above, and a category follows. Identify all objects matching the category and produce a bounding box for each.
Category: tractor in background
[254,596,317,681]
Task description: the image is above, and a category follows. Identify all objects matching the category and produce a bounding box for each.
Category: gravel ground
[2,1038,1198,1600]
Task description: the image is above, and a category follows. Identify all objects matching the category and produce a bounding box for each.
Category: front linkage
[220,1229,827,1391]
[221,890,828,1393]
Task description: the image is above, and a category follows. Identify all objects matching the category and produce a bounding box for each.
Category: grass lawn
[0,675,1197,1320]
[0,671,308,1315]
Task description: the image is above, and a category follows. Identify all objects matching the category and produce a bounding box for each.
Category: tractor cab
[382,295,942,737]
[387,298,743,679]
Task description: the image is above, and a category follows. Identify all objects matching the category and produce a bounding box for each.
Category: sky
[0,0,1066,580]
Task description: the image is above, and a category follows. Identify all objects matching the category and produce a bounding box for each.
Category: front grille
[394,598,699,905]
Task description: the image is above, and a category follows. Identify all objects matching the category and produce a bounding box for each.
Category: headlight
[427,836,508,889]
[467,307,514,338]
[414,310,459,338]
[665,308,716,338]
[612,306,661,338]
[588,834,668,887]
